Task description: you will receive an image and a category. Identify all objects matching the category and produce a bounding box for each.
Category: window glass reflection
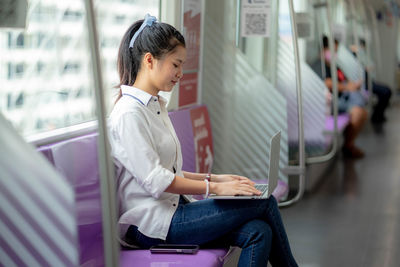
[0,0,159,137]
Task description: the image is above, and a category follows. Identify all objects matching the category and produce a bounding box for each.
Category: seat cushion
[325,114,350,133]
[37,133,104,266]
[120,248,228,267]
[169,108,196,172]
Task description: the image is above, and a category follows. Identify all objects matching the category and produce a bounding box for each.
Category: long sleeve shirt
[108,85,182,240]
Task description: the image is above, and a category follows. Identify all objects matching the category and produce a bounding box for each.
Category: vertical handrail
[327,2,340,161]
[279,0,305,207]
[84,1,119,266]
[367,5,382,76]
[305,1,339,164]
[366,3,378,108]
[349,0,360,55]
[235,0,241,47]
[364,3,373,109]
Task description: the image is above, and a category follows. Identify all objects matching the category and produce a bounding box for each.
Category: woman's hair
[115,19,185,102]
[322,35,339,49]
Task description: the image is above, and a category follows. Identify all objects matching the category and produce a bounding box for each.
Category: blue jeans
[337,91,366,114]
[126,196,298,267]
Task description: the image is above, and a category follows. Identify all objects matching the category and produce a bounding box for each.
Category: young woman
[108,14,298,267]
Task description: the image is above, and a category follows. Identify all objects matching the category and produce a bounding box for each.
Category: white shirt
[108,85,183,240]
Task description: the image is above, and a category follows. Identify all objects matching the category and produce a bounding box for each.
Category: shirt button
[173,203,176,207]
[157,111,160,114]
[154,99,157,101]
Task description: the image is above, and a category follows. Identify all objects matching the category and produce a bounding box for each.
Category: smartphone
[150,244,199,254]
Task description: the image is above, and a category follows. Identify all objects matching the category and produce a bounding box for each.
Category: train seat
[38,133,104,266]
[325,114,350,133]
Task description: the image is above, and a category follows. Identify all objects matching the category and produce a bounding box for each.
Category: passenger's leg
[224,219,273,267]
[166,196,298,267]
[343,106,367,158]
[371,81,392,123]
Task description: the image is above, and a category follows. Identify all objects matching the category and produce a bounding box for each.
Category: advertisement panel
[190,106,213,173]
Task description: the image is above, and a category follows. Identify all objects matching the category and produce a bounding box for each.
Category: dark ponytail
[115,18,185,103]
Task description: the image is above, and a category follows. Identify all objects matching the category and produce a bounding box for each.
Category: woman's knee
[264,195,279,213]
[239,219,273,247]
[350,106,368,124]
[256,220,272,239]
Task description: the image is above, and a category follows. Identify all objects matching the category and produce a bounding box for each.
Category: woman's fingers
[236,182,261,195]
[237,176,256,185]
[215,180,261,196]
[239,179,256,186]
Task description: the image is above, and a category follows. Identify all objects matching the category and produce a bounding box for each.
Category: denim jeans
[337,91,367,114]
[126,196,298,267]
[371,81,392,120]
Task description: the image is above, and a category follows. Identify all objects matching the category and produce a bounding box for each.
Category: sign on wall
[296,12,314,40]
[240,0,271,37]
[190,106,213,173]
[179,0,202,107]
[179,72,198,107]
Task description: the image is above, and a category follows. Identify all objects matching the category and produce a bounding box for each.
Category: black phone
[150,244,199,254]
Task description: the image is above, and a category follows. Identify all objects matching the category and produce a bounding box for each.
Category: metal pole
[349,0,360,55]
[84,0,119,266]
[235,0,241,47]
[279,0,305,207]
[368,5,382,76]
[305,1,339,165]
[327,1,340,159]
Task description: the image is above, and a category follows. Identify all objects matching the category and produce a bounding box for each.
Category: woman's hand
[212,174,254,184]
[209,179,261,196]
[346,80,362,91]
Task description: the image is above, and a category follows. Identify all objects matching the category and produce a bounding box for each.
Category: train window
[236,1,279,82]
[0,0,160,138]
[96,0,160,111]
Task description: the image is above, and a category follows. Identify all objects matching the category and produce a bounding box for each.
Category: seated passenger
[353,39,392,124]
[312,36,368,158]
[107,14,298,267]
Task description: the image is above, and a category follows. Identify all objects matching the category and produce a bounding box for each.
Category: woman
[108,14,298,267]
[321,36,368,158]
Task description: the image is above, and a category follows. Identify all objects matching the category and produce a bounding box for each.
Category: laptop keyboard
[255,184,268,194]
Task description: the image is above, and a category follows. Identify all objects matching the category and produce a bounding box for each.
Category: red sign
[190,106,213,173]
[179,0,201,107]
[179,72,198,107]
[183,3,201,70]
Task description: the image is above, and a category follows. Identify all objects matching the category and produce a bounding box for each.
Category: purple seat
[120,249,227,267]
[273,180,289,201]
[38,133,104,266]
[325,114,350,133]
[169,108,196,172]
[322,114,350,150]
[169,105,214,174]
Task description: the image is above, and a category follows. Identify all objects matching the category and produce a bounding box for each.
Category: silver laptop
[209,131,281,199]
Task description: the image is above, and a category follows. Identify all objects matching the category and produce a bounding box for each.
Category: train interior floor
[280,92,400,267]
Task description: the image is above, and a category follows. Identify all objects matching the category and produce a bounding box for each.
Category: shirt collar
[121,85,154,106]
[158,94,168,105]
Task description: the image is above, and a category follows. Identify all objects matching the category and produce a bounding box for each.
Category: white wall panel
[202,1,288,183]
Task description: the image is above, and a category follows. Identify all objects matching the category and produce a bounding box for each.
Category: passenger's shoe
[371,114,386,124]
[342,145,365,159]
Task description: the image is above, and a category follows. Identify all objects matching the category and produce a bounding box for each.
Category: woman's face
[323,43,338,64]
[151,45,187,93]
